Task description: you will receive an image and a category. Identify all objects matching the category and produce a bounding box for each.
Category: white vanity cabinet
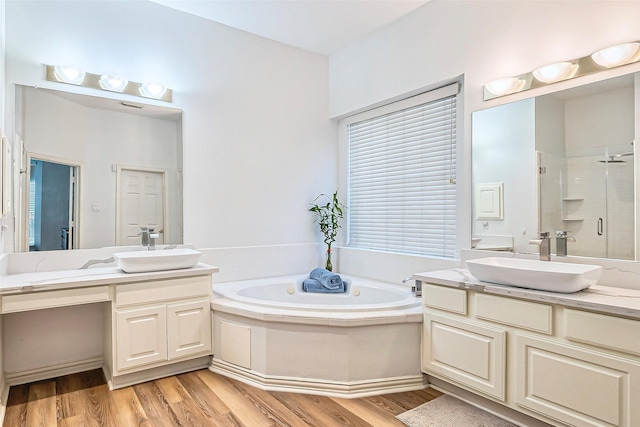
[421,282,640,427]
[422,285,507,401]
[106,274,213,388]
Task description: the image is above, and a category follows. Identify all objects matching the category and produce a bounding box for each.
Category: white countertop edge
[414,269,640,319]
[0,262,219,294]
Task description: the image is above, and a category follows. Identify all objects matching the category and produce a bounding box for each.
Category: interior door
[117,167,166,246]
[27,157,79,251]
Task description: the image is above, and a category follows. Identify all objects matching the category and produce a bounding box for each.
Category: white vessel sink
[113,248,202,273]
[465,257,602,293]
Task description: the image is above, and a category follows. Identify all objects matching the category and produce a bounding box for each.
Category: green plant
[309,191,345,271]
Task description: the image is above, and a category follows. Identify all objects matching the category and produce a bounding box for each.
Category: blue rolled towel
[302,278,345,293]
[309,267,343,290]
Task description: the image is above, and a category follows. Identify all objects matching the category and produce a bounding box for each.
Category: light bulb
[591,42,640,68]
[53,65,86,85]
[532,62,578,83]
[139,82,167,99]
[485,77,525,96]
[99,74,129,92]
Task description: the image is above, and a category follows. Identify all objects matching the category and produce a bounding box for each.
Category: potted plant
[309,191,345,271]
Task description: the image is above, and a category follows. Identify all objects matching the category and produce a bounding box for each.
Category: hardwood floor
[4,369,442,427]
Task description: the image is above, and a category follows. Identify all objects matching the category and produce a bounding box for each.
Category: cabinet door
[423,313,506,400]
[167,299,211,360]
[116,305,167,370]
[516,334,640,427]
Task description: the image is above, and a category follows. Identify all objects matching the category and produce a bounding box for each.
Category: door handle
[597,218,603,236]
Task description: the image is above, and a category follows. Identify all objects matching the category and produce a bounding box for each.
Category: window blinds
[347,83,459,258]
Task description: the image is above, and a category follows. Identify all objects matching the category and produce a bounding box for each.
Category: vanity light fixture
[484,40,640,100]
[99,74,129,92]
[45,64,172,102]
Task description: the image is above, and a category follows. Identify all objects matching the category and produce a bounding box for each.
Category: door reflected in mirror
[28,157,78,251]
[15,85,183,251]
[472,72,637,261]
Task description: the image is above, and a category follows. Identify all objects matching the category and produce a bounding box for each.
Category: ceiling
[149,0,431,55]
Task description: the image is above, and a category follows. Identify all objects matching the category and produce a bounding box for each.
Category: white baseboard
[106,356,211,390]
[4,356,104,386]
[210,359,427,398]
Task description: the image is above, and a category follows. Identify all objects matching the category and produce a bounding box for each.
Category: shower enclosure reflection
[538,144,635,260]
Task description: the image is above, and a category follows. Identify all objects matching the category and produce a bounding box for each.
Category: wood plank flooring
[4,369,442,427]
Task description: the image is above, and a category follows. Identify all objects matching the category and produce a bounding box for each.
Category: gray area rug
[396,394,518,427]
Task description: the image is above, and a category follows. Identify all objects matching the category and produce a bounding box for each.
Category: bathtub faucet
[403,276,422,297]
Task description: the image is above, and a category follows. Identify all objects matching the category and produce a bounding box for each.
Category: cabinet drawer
[423,284,467,315]
[476,294,552,334]
[565,309,640,356]
[1,286,109,313]
[116,275,210,308]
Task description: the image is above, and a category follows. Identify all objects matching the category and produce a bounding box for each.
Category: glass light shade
[53,65,86,85]
[139,82,167,99]
[532,62,578,83]
[99,74,129,92]
[591,42,640,68]
[485,77,525,96]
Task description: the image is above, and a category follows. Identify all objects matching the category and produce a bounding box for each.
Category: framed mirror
[14,85,183,251]
[472,72,638,261]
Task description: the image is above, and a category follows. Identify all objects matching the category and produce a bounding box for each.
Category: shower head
[598,158,626,163]
[598,152,633,163]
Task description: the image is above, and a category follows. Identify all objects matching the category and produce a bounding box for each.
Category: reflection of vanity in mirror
[14,85,184,252]
[472,72,638,260]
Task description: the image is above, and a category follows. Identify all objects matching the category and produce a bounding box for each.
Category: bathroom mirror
[472,72,637,260]
[14,85,183,251]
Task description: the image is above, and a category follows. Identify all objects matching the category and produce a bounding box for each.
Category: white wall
[0,0,6,411]
[3,0,336,378]
[565,86,635,156]
[5,0,337,252]
[330,0,640,260]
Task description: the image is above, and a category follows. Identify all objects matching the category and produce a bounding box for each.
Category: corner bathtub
[209,274,425,398]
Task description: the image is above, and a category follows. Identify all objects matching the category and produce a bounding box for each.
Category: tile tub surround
[210,275,425,397]
[414,268,640,319]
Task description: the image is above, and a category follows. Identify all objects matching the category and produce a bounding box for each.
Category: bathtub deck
[4,368,442,426]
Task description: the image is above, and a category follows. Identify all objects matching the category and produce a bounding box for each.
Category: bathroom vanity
[0,251,218,390]
[416,269,640,427]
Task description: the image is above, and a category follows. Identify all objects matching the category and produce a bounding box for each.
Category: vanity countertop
[414,269,640,319]
[0,263,219,295]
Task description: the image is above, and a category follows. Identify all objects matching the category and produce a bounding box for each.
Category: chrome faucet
[139,227,150,247]
[403,276,421,297]
[555,231,576,257]
[148,228,160,250]
[529,231,551,261]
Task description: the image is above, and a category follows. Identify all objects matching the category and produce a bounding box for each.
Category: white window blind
[347,83,459,258]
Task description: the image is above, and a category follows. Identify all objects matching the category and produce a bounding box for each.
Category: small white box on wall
[475,182,504,220]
